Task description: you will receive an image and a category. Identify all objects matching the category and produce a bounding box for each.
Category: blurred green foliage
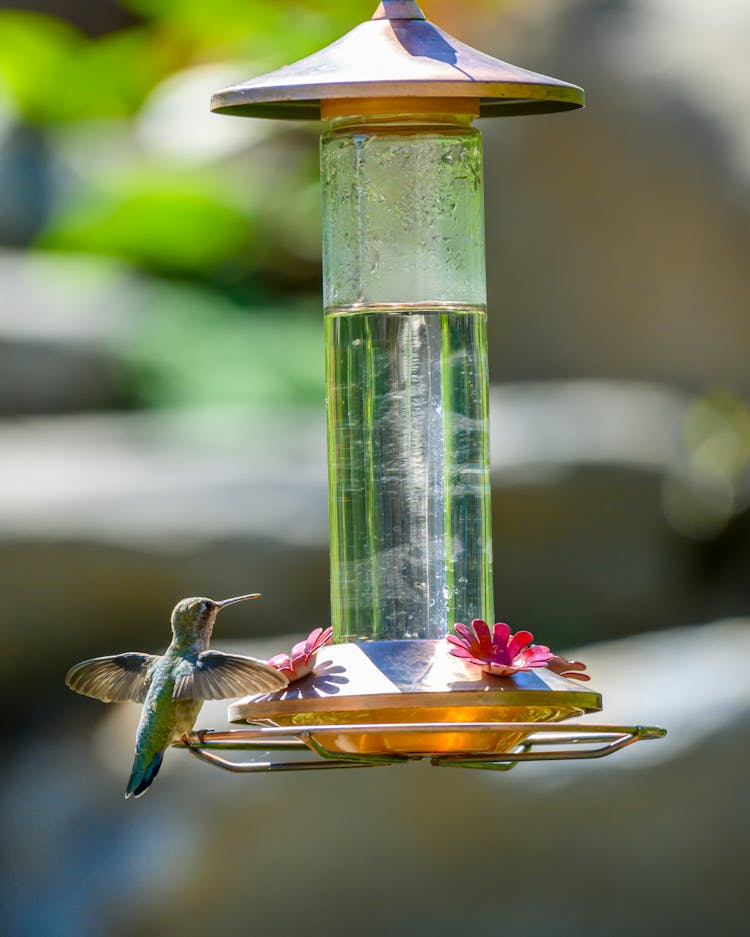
[127,282,324,408]
[0,14,174,122]
[0,3,376,123]
[0,1,378,409]
[39,168,255,271]
[122,0,375,61]
[662,391,750,540]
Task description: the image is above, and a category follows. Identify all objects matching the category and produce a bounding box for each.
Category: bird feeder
[183,1,664,772]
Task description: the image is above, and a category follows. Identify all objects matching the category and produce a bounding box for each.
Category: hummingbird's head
[170,593,261,643]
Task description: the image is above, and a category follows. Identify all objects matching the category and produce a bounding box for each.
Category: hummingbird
[65,593,288,798]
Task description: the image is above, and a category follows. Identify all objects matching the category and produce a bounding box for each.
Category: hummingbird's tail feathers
[125,750,164,799]
[172,651,288,700]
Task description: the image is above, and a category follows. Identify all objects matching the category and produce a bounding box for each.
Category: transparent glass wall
[322,112,493,642]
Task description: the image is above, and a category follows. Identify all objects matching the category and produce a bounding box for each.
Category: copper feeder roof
[211,0,584,120]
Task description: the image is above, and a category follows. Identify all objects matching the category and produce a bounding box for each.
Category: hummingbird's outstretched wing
[65,653,158,703]
[172,651,288,700]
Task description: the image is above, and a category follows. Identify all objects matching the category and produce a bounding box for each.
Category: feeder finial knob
[372,1,425,20]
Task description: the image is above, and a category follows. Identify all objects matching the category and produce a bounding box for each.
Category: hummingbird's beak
[216,593,262,609]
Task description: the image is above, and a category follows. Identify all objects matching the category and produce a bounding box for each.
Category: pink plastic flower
[267,626,333,682]
[447,619,554,676]
[547,654,590,682]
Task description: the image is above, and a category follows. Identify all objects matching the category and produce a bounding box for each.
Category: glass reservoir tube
[322,102,493,642]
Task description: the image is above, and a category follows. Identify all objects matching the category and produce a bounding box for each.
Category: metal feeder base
[179,642,665,771]
[228,640,603,756]
[176,722,667,773]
